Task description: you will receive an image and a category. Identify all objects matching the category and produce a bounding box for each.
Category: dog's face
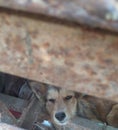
[46,87,77,126]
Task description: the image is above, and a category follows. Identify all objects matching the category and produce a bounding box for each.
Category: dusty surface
[0,10,118,102]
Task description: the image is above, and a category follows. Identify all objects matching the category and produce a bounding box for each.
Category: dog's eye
[48,99,55,103]
[64,95,73,100]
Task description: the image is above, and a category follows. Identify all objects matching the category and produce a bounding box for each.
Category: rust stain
[107,72,118,82]
[83,64,97,76]
[43,42,50,49]
[109,39,118,51]
[64,60,74,67]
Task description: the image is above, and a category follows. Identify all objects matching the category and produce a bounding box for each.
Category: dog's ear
[27,80,47,100]
[75,92,85,98]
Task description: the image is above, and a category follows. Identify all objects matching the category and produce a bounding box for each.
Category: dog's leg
[106,104,118,127]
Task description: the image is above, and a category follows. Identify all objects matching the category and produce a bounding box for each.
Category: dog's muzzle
[55,112,66,122]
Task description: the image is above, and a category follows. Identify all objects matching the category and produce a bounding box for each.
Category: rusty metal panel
[0,0,118,32]
[0,10,118,102]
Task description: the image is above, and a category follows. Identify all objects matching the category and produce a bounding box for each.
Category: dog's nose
[55,112,66,121]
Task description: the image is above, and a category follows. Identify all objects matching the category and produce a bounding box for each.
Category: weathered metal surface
[0,0,118,32]
[0,10,118,102]
[0,123,26,130]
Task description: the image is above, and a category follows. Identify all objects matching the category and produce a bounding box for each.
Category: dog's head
[46,86,77,126]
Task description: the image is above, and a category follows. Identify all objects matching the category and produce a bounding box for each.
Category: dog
[46,86,118,128]
[28,81,118,128]
[46,86,77,128]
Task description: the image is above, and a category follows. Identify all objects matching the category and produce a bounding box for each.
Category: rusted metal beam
[0,0,118,32]
[0,10,118,102]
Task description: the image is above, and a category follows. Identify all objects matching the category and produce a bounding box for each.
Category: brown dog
[29,81,118,128]
[46,86,77,127]
[46,86,118,128]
